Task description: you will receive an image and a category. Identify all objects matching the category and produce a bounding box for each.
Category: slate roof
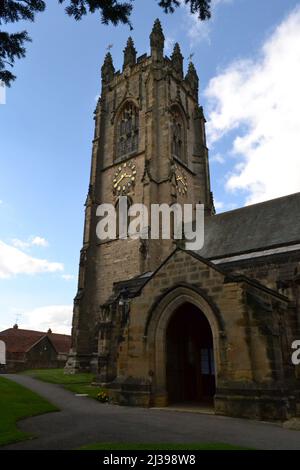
[0,328,71,354]
[197,192,300,260]
[105,272,153,305]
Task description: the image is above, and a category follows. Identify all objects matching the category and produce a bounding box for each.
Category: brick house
[0,325,71,372]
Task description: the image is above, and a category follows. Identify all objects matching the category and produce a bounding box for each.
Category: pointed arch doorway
[166,303,216,404]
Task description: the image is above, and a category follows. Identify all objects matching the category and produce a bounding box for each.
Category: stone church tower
[66,20,214,374]
[66,20,300,421]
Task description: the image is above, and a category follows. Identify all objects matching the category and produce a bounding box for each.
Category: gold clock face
[174,164,188,196]
[112,160,137,195]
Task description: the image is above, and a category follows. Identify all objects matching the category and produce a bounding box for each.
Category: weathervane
[106,44,114,52]
[14,313,22,327]
[188,52,195,61]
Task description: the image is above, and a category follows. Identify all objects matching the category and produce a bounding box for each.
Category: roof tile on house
[0,328,71,354]
[48,332,71,354]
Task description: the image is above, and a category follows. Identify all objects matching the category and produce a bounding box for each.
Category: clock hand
[176,176,188,190]
[123,172,136,179]
[176,176,184,184]
[114,173,125,188]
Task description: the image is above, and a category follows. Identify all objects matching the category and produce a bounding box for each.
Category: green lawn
[22,368,93,385]
[22,369,102,400]
[63,383,101,399]
[80,442,250,450]
[0,376,58,446]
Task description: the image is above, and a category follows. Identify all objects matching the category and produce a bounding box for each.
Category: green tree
[0,0,211,87]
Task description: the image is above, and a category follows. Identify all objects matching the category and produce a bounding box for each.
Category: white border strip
[0,81,6,105]
[212,243,300,264]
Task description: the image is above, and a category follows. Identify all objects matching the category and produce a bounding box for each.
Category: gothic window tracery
[171,108,185,162]
[116,102,139,159]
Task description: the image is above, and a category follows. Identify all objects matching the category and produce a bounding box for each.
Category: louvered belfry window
[171,108,184,161]
[117,102,139,159]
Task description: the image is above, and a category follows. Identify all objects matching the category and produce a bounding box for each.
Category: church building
[66,20,300,421]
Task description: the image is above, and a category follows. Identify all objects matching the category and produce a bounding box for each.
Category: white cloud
[165,36,175,54]
[12,236,49,250]
[31,236,49,247]
[183,0,233,46]
[11,238,29,250]
[62,274,75,281]
[214,200,224,210]
[0,240,63,279]
[184,5,211,45]
[21,305,73,335]
[205,6,300,205]
[214,200,237,213]
[210,153,225,164]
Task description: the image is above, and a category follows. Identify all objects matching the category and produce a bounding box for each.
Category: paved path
[2,374,300,450]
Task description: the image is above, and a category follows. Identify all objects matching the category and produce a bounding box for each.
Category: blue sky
[1,0,300,332]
